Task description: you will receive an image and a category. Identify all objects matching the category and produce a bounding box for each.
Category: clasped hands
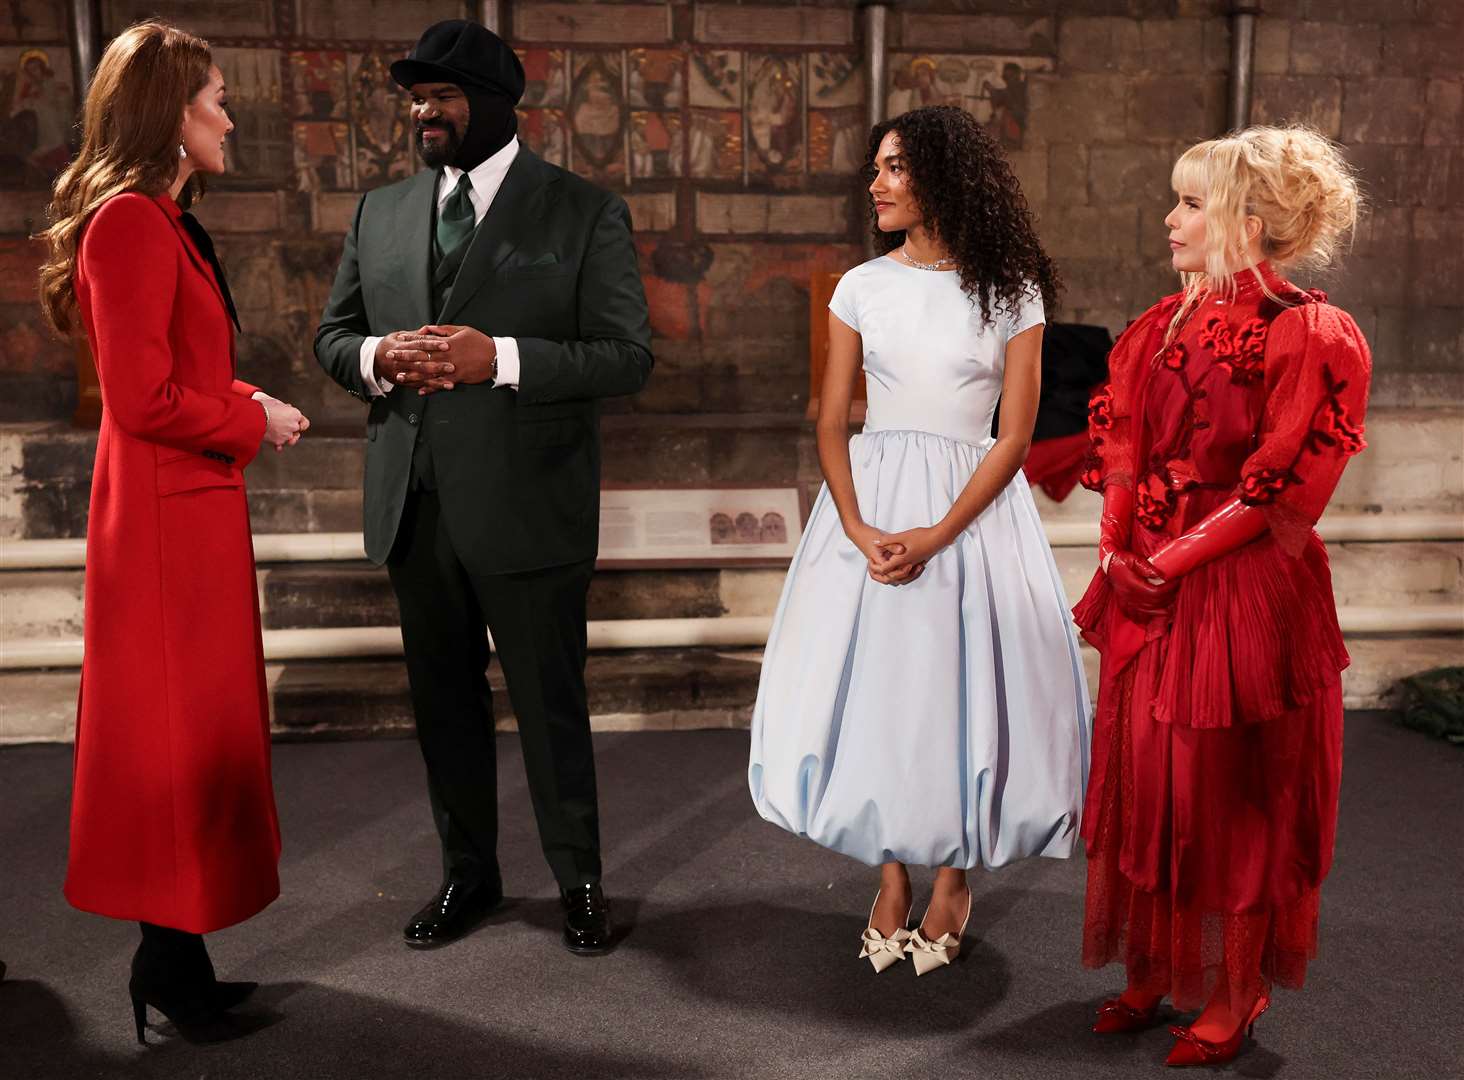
[374,325,497,396]
[847,521,946,587]
[1106,550,1178,620]
[255,392,309,452]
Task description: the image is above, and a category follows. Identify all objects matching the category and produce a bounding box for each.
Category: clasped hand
[847,522,946,587]
[257,393,309,452]
[1106,550,1178,619]
[374,324,497,396]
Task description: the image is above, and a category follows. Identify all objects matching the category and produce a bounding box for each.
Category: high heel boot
[130,923,256,1043]
[177,929,258,1011]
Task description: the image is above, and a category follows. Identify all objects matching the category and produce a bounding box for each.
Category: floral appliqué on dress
[1199,313,1268,386]
[1239,365,1367,505]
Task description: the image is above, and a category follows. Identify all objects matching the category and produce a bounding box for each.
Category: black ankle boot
[130,924,222,1042]
[172,928,257,1011]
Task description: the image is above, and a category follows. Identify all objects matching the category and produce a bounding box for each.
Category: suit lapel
[438,148,558,324]
[393,169,439,328]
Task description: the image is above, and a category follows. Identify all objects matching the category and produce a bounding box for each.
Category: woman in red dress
[1074,125,1368,1066]
[38,22,307,1041]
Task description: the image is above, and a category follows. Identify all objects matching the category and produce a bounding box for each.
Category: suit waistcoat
[410,200,481,491]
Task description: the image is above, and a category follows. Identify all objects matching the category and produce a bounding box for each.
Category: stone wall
[0,0,1458,425]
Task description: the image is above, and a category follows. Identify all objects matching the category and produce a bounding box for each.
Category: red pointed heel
[1092,996,1162,1034]
[1164,989,1272,1067]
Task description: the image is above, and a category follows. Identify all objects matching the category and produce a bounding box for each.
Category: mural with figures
[0,46,73,187]
[0,0,1091,428]
[214,47,290,185]
[514,45,862,187]
[887,54,1051,150]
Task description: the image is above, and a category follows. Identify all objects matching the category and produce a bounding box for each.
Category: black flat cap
[390,19,526,103]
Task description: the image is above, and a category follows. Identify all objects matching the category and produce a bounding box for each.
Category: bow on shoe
[904,929,960,976]
[859,925,912,973]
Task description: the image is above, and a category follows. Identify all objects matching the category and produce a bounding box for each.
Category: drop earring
[178,144,186,158]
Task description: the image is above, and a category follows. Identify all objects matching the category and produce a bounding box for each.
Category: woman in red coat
[38,22,307,1041]
[1074,125,1367,1066]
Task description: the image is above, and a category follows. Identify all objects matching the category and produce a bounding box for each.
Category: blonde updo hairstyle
[1167,124,1361,335]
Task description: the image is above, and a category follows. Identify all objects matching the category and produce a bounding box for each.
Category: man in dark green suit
[314,21,651,955]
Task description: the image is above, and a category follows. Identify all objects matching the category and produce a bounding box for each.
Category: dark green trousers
[387,489,600,890]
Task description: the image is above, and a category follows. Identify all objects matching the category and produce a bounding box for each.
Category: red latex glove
[1107,550,1178,619]
[1097,484,1134,572]
[1149,498,1269,580]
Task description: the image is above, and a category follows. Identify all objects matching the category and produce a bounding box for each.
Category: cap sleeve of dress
[1006,280,1045,338]
[1236,301,1372,555]
[828,268,861,333]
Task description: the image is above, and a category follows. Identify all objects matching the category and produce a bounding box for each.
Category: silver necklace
[899,245,954,271]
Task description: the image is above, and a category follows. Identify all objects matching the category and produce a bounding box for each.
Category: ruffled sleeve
[1236,302,1371,555]
[1080,296,1176,493]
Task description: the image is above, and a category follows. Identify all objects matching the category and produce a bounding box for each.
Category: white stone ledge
[0,616,778,671]
[3,608,1459,673]
[4,513,1460,571]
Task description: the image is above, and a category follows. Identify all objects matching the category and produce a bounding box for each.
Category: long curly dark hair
[864,105,1060,326]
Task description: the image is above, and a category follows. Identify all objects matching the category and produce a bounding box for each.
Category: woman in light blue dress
[748,106,1090,975]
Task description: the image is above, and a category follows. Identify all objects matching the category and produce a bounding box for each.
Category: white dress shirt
[358,136,523,396]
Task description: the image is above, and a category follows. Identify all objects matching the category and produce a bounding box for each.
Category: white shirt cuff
[358,336,394,397]
[492,337,520,389]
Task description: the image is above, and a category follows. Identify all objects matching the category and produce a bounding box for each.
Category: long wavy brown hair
[38,21,213,334]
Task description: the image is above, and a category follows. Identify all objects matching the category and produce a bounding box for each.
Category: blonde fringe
[1164,124,1361,343]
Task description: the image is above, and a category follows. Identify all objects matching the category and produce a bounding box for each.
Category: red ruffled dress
[1073,264,1370,1012]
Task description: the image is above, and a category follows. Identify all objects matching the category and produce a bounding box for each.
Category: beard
[415,121,462,168]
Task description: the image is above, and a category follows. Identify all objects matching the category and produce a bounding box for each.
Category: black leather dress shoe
[403,880,503,948]
[561,883,613,955]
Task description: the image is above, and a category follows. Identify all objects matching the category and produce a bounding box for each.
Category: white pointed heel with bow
[858,892,913,974]
[906,888,972,976]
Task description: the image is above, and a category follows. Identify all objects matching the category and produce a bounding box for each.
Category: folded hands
[376,325,498,396]
[845,521,951,587]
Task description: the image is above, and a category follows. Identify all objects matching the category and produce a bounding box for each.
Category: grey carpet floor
[1,714,1459,1080]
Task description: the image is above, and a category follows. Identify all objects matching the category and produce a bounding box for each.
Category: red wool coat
[63,192,280,934]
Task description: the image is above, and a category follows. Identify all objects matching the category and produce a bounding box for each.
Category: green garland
[1394,667,1464,745]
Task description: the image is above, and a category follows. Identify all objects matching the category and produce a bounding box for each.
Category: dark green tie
[435,172,475,262]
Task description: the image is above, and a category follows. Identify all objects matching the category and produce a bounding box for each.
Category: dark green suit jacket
[314,148,653,575]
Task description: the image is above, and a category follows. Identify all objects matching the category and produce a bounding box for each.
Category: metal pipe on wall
[475,0,504,34]
[68,0,103,97]
[1227,2,1262,130]
[862,2,890,134]
[861,3,890,256]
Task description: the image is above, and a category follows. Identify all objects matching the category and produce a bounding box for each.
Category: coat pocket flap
[156,454,244,496]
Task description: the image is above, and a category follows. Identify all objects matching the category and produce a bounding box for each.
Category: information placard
[597,486,806,568]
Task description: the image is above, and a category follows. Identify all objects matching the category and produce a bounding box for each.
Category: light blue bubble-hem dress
[748,256,1091,870]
